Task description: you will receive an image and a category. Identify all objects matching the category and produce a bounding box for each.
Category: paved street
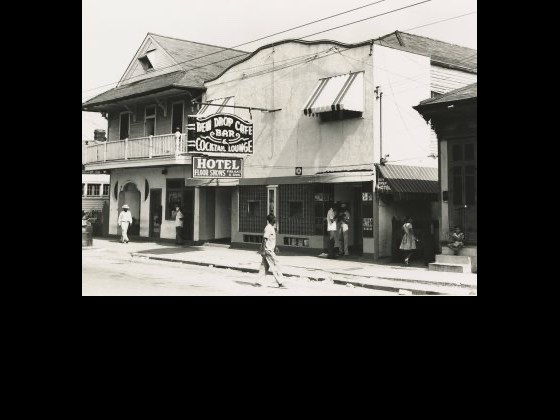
[82,246,398,296]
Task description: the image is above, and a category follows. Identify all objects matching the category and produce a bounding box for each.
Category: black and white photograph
[82,0,477,296]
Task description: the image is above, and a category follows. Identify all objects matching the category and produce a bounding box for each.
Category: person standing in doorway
[174,204,184,245]
[400,217,417,265]
[118,204,133,244]
[254,214,285,288]
[326,203,337,258]
[339,203,350,256]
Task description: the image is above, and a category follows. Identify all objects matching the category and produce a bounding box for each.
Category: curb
[130,253,474,295]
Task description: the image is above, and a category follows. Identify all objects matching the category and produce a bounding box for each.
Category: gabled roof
[418,82,477,106]
[82,33,249,109]
[378,31,477,73]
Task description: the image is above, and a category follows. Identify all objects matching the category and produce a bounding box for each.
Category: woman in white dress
[399,217,416,265]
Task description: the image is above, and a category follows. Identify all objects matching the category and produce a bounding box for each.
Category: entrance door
[449,138,477,244]
[117,183,141,236]
[353,187,363,255]
[183,188,194,240]
[149,189,162,238]
[171,102,184,133]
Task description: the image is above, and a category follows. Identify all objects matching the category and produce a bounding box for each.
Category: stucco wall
[109,166,190,239]
[204,42,376,178]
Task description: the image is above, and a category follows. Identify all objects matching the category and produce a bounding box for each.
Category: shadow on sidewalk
[137,247,204,255]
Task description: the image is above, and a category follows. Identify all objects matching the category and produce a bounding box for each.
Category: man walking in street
[117,204,133,244]
[254,214,285,288]
[174,204,184,245]
[326,202,337,258]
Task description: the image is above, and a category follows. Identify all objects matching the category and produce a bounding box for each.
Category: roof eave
[82,84,204,110]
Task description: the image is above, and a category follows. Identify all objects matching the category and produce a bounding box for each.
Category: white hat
[122,204,130,209]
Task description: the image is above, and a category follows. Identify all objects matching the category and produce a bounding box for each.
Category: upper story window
[138,52,154,72]
[102,184,110,196]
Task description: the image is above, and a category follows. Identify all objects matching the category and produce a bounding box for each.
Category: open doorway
[149,189,162,238]
[118,182,141,236]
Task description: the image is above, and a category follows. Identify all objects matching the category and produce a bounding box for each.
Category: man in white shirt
[326,203,337,258]
[117,204,133,244]
[255,214,285,288]
[174,204,184,245]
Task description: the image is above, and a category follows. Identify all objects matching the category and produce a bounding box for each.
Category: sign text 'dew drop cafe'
[187,113,253,154]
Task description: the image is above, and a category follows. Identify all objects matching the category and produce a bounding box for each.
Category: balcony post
[84,144,88,164]
[104,142,107,162]
[175,132,180,157]
[149,135,153,158]
[125,138,129,160]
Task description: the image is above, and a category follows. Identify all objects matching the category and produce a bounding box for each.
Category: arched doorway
[118,182,141,237]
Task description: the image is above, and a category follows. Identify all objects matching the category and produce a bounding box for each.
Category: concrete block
[436,254,471,265]
[428,262,470,273]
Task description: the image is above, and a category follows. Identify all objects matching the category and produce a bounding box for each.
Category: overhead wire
[82,0,433,98]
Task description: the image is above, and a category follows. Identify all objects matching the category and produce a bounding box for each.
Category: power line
[82,0,432,99]
[82,0,392,96]
[404,11,477,32]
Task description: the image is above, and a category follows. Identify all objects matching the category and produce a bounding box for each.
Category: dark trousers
[327,230,336,257]
[175,227,184,244]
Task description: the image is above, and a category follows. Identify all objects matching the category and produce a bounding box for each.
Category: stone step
[442,246,477,257]
[429,262,470,273]
[436,254,471,265]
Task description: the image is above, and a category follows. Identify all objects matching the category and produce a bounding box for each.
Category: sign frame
[187,113,254,155]
[192,157,244,179]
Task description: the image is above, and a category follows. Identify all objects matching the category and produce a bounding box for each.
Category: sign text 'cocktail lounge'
[187,113,253,154]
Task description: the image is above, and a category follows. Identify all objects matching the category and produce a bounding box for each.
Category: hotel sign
[376,176,391,193]
[187,113,253,154]
[192,157,243,179]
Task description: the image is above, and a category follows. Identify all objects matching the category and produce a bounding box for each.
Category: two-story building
[414,83,477,272]
[82,33,248,240]
[82,31,476,260]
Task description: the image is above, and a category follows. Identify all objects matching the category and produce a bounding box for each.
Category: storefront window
[166,179,184,220]
[289,201,303,218]
[248,201,260,217]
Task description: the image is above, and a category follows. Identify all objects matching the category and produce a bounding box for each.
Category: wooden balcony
[83,133,192,170]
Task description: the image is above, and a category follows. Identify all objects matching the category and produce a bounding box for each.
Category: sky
[82,0,477,138]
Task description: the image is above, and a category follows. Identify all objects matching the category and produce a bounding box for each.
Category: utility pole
[372,86,383,260]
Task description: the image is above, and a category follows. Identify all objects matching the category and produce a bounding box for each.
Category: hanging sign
[376,176,391,193]
[192,157,243,178]
[187,113,253,154]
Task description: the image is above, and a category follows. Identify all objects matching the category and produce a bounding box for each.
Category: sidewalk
[85,238,477,295]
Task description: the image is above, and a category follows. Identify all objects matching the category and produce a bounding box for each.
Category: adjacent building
[414,82,477,272]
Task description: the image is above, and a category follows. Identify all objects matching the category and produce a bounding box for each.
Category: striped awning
[303,72,364,116]
[197,97,235,117]
[376,164,439,197]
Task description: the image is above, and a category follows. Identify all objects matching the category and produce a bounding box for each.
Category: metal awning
[375,164,439,200]
[303,72,364,116]
[197,97,235,117]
